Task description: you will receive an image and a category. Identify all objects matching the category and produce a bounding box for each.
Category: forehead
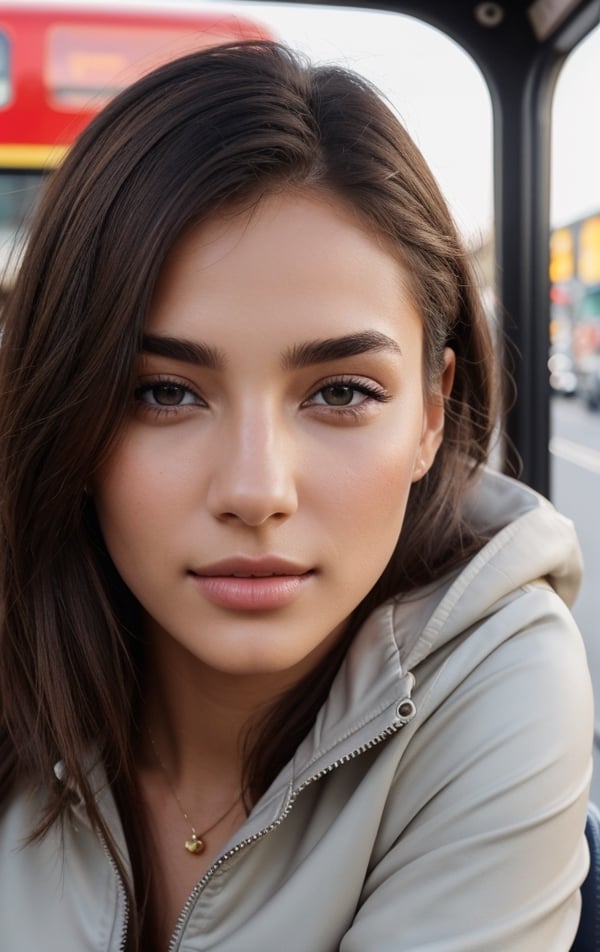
[148,190,423,354]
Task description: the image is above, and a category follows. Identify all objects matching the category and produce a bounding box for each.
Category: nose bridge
[208,396,297,525]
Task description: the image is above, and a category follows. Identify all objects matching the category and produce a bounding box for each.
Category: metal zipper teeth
[97,829,130,952]
[167,693,416,952]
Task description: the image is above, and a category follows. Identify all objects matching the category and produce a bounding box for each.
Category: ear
[412,347,455,482]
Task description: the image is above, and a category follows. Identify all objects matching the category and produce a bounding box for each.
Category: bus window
[47,24,254,109]
[0,172,43,228]
[0,32,9,107]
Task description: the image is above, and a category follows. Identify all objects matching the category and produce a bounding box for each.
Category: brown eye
[135,380,203,410]
[304,378,389,412]
[320,385,355,406]
[151,384,186,406]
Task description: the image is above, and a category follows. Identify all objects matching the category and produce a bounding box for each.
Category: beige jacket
[0,469,594,951]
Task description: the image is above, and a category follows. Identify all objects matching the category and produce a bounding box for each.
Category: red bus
[0,4,272,285]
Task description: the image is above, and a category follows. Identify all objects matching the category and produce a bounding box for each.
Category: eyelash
[134,375,391,419]
[304,376,391,418]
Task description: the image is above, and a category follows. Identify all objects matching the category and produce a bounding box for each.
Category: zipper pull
[395,671,416,725]
[395,697,416,724]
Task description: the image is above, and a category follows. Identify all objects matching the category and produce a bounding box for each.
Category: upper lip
[191,556,313,578]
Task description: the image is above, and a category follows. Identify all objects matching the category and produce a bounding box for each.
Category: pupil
[324,385,353,406]
[154,385,183,406]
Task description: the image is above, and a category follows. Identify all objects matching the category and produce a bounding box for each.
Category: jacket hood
[401,466,583,670]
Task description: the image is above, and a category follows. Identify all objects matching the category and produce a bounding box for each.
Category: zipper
[167,682,416,951]
[98,828,130,952]
[56,758,131,952]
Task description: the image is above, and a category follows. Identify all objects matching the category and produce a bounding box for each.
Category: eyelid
[136,368,200,387]
[307,374,390,398]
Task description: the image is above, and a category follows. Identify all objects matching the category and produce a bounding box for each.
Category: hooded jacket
[0,469,594,951]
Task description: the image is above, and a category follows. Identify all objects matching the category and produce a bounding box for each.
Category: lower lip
[190,573,313,611]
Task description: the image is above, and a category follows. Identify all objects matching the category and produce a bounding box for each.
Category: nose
[206,406,298,527]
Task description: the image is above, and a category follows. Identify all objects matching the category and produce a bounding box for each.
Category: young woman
[0,41,592,952]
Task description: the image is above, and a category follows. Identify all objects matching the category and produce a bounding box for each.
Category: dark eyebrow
[140,334,224,370]
[282,331,402,370]
[140,330,401,371]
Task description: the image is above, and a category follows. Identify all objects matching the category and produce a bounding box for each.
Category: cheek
[92,437,176,559]
[96,426,193,509]
[317,431,419,580]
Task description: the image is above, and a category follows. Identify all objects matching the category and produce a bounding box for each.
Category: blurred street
[551,396,600,803]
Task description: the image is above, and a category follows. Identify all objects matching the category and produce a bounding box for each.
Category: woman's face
[93,191,453,681]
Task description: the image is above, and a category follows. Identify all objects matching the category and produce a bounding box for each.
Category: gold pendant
[185,834,205,855]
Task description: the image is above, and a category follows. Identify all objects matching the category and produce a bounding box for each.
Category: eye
[307,377,390,410]
[135,378,205,411]
[315,384,365,407]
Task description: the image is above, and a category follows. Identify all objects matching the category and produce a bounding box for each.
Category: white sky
[23,0,600,238]
[550,25,600,227]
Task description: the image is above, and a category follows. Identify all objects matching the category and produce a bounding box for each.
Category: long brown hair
[0,42,498,945]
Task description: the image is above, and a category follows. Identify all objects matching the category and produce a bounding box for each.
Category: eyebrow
[140,329,402,371]
[141,334,225,370]
[282,331,402,369]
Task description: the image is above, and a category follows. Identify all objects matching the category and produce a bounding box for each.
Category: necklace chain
[147,730,240,856]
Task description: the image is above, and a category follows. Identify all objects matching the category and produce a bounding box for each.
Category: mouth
[189,558,315,611]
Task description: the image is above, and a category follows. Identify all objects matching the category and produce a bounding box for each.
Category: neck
[138,623,300,791]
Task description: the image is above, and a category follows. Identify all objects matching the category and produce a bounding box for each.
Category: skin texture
[94,189,454,695]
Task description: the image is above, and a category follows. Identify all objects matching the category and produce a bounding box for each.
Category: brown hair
[0,42,497,946]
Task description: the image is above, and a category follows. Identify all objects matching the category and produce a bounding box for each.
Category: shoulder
[0,780,125,951]
[404,581,593,786]
[342,585,592,950]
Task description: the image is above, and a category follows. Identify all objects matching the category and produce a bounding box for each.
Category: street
[550,396,600,803]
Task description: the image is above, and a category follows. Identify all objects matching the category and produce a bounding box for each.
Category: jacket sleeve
[339,586,594,952]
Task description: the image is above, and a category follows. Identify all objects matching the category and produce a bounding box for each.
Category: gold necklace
[147,731,241,855]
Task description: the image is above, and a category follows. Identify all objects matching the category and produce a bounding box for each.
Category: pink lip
[189,556,314,611]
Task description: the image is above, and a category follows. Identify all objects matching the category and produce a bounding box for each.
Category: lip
[193,556,312,577]
[189,556,314,611]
